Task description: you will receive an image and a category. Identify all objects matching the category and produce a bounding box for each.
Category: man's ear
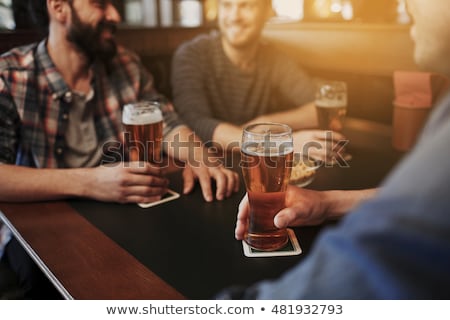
[47,0,69,22]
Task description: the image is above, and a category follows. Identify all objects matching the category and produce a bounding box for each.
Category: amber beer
[122,102,163,164]
[241,123,293,251]
[315,81,347,132]
[316,101,347,132]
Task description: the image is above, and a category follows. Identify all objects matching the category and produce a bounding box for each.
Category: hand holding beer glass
[315,80,351,165]
[122,101,164,206]
[241,123,293,251]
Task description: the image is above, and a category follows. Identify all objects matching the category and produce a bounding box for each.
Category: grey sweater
[171,31,314,143]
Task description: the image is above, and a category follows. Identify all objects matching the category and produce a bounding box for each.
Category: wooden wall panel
[263,23,417,77]
[1,23,419,124]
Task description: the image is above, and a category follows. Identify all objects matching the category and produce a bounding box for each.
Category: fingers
[119,184,168,204]
[274,207,299,229]
[211,168,226,201]
[331,131,346,141]
[209,167,238,200]
[307,130,346,141]
[237,194,249,220]
[296,130,348,163]
[120,164,169,189]
[182,167,196,195]
[125,161,164,176]
[308,148,328,162]
[186,165,240,202]
[124,172,169,188]
[235,218,247,241]
[214,168,240,201]
[196,169,214,202]
[120,162,169,202]
[126,194,163,204]
[275,205,326,227]
[235,194,249,240]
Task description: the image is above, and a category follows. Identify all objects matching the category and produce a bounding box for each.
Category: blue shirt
[220,92,450,299]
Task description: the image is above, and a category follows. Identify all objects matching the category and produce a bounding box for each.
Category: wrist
[321,189,377,220]
[68,167,94,198]
[320,190,349,220]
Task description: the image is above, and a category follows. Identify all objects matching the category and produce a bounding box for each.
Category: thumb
[274,207,299,228]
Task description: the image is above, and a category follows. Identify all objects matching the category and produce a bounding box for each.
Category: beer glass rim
[122,101,163,125]
[243,122,292,137]
[123,100,162,111]
[316,80,347,95]
[316,80,347,87]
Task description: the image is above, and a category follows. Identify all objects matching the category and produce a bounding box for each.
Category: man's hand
[164,125,240,201]
[235,186,376,240]
[182,164,240,202]
[235,186,328,240]
[293,130,347,162]
[88,162,169,203]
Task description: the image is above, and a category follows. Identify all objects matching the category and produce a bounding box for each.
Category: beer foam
[243,142,293,157]
[315,99,347,108]
[122,105,163,125]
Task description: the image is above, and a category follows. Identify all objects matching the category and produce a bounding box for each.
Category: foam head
[122,102,163,125]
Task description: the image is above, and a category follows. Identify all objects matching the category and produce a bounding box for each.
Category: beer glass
[241,123,293,251]
[122,101,164,206]
[315,80,350,165]
[316,80,347,132]
[122,101,163,164]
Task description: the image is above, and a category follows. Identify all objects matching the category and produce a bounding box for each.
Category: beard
[66,8,118,63]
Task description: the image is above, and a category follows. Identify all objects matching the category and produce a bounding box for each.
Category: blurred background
[0,0,425,132]
[118,0,411,28]
[0,0,410,30]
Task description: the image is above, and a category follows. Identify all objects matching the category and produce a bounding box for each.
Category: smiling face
[66,0,121,62]
[406,0,450,77]
[218,0,271,50]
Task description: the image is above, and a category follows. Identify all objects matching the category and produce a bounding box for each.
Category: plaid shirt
[0,40,182,168]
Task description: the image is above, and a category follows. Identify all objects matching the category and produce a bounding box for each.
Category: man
[0,0,239,203]
[171,0,345,158]
[229,0,450,298]
[0,0,238,297]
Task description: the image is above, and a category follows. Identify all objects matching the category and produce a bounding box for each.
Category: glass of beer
[241,123,294,251]
[122,101,163,164]
[315,80,350,165]
[122,101,164,206]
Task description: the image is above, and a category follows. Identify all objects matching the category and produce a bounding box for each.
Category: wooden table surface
[0,118,405,299]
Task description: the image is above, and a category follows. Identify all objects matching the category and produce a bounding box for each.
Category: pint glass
[315,80,350,165]
[122,101,163,165]
[241,123,293,251]
[315,80,347,132]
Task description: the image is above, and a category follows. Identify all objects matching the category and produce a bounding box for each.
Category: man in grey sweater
[172,0,345,159]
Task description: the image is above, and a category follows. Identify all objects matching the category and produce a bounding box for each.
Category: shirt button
[62,113,69,120]
[64,92,72,103]
[56,148,63,155]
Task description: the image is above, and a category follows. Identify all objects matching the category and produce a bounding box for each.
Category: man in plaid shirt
[0,0,239,297]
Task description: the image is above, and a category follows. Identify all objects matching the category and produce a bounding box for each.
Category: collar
[35,39,70,101]
[35,39,95,102]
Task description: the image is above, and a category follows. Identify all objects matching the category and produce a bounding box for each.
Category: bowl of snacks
[289,154,321,187]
